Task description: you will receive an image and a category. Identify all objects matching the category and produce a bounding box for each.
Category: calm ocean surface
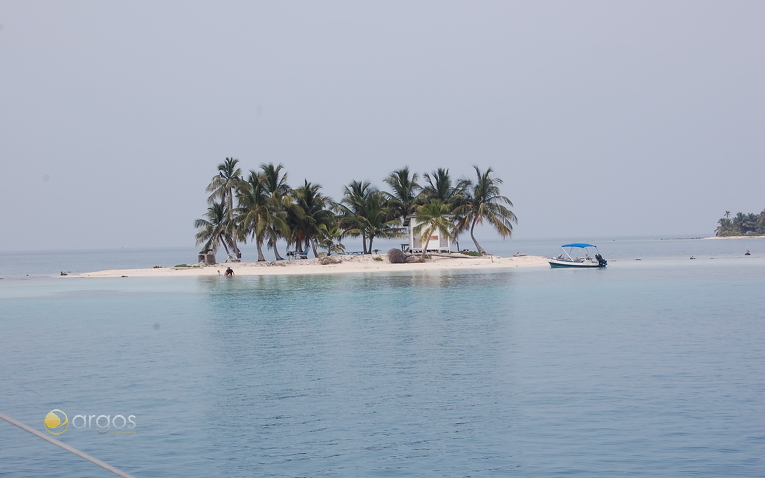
[1,237,763,477]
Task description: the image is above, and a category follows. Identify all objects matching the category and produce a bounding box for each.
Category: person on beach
[225,267,234,276]
[217,270,221,276]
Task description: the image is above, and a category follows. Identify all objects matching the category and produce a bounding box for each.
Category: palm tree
[454,166,517,255]
[317,223,346,256]
[206,158,242,207]
[338,180,401,253]
[260,163,291,260]
[338,180,374,253]
[194,202,235,255]
[383,167,421,222]
[363,190,402,254]
[715,217,733,236]
[260,163,291,196]
[422,168,463,205]
[413,200,455,260]
[235,171,288,261]
[289,180,335,257]
[205,158,243,258]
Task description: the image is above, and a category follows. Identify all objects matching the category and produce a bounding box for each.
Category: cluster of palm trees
[715,210,765,237]
[195,158,517,261]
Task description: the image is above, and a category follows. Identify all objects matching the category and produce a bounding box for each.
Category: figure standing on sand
[225,267,234,276]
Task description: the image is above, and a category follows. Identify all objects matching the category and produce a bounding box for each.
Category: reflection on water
[199,270,519,476]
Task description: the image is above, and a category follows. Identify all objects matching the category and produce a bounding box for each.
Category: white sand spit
[69,253,549,278]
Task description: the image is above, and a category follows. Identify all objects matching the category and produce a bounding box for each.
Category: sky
[1,1,763,252]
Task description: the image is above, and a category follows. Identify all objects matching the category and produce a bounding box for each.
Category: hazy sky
[1,1,763,252]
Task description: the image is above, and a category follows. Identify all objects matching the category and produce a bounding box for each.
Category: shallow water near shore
[1,240,764,476]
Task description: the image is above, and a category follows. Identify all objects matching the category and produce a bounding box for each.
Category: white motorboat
[548,243,607,268]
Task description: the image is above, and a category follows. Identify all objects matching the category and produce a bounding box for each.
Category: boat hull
[548,259,604,268]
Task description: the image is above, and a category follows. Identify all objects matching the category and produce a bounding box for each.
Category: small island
[715,210,765,237]
[71,160,553,278]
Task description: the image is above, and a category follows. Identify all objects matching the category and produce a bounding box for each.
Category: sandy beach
[69,253,550,278]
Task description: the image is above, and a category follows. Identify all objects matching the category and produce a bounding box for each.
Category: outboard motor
[595,253,607,267]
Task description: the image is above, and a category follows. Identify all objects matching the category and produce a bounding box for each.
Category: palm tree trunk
[368,235,374,255]
[362,233,368,254]
[271,236,283,260]
[310,239,318,258]
[225,191,242,259]
[420,225,434,260]
[470,218,486,254]
[255,233,266,262]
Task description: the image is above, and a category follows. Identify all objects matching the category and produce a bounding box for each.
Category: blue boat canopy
[561,243,596,248]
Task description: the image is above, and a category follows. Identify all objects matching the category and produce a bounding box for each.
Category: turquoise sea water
[1,237,763,477]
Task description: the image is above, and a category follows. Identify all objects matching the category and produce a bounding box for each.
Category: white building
[406,215,452,253]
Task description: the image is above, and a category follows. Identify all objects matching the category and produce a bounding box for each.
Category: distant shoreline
[703,235,765,240]
[68,253,550,278]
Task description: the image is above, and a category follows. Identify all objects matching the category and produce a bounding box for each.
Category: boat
[548,243,607,268]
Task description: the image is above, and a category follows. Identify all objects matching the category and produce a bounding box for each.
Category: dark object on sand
[319,256,342,265]
[198,251,216,265]
[388,248,407,264]
[745,250,751,256]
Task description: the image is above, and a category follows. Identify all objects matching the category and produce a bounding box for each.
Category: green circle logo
[44,409,69,435]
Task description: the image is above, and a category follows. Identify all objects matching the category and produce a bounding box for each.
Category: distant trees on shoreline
[195,159,517,261]
[715,210,765,237]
